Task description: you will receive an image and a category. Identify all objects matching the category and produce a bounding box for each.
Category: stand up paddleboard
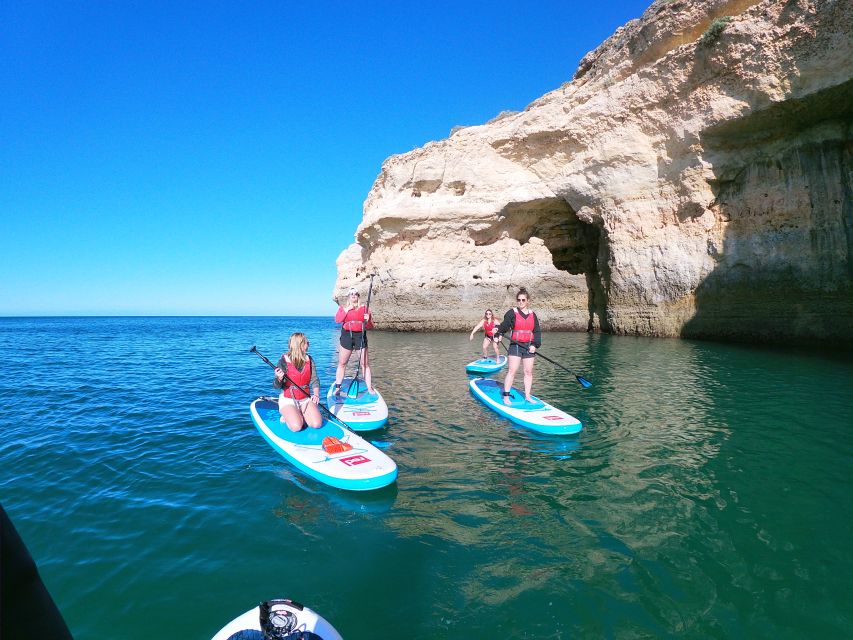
[469,377,582,435]
[212,598,342,640]
[465,355,507,374]
[326,376,389,431]
[250,397,397,491]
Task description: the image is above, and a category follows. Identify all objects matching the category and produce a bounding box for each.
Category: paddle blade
[576,375,593,388]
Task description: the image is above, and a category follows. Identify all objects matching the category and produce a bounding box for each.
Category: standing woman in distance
[274,332,322,432]
[493,287,540,404]
[333,287,375,395]
[469,309,501,361]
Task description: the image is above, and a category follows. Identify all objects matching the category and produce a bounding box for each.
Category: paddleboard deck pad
[250,397,397,491]
[212,598,342,640]
[325,376,389,431]
[469,377,582,435]
[465,355,507,374]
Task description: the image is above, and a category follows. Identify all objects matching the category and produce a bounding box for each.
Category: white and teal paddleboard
[465,355,507,374]
[250,397,397,491]
[469,377,582,435]
[212,598,342,640]
[326,376,389,431]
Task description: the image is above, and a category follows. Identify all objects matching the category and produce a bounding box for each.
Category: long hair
[287,332,309,370]
[516,287,530,302]
[483,309,494,322]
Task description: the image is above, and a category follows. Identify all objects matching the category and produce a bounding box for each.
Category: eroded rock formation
[334,0,852,344]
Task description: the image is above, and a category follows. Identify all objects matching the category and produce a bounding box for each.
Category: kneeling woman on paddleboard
[333,287,375,394]
[273,332,322,432]
[494,287,541,404]
[470,309,501,361]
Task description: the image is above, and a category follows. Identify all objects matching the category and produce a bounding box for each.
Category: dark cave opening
[471,198,610,331]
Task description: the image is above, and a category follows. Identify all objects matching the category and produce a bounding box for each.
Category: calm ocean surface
[1,316,851,639]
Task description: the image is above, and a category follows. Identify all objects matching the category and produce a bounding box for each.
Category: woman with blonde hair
[469,308,501,361]
[273,332,322,432]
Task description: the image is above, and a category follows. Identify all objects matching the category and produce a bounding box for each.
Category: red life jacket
[483,320,496,337]
[341,306,369,332]
[281,355,312,399]
[510,309,536,343]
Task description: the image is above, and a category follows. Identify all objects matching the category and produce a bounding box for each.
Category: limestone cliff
[334,0,852,345]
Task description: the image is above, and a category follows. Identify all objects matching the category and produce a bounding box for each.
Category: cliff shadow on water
[683,79,853,346]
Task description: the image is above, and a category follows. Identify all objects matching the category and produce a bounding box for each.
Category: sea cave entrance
[471,197,609,332]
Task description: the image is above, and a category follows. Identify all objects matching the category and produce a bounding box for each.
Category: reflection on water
[363,330,852,637]
[273,470,399,520]
[1,318,850,639]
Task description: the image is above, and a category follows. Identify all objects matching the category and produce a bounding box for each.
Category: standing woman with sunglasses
[493,287,541,404]
[273,332,322,432]
[469,309,501,361]
[334,287,375,395]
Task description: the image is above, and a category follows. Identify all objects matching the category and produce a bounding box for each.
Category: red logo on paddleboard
[543,415,564,421]
[351,411,371,416]
[340,455,371,466]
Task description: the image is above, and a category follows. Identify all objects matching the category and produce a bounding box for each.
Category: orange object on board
[322,436,353,454]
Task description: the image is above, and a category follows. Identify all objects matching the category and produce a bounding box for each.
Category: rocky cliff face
[334,0,852,345]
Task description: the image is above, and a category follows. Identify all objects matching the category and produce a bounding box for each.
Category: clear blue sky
[1,1,651,316]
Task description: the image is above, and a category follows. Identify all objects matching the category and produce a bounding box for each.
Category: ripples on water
[1,317,851,639]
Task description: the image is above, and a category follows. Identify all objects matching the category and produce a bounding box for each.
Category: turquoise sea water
[1,316,851,639]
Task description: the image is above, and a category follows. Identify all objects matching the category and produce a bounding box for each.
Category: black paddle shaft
[249,346,314,394]
[365,273,375,310]
[250,345,277,370]
[249,346,355,430]
[498,339,592,388]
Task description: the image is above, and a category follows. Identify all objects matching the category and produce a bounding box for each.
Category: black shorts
[507,342,535,359]
[340,330,367,351]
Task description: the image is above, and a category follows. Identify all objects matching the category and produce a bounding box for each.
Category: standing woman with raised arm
[333,287,375,395]
[493,287,541,404]
[470,309,501,361]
